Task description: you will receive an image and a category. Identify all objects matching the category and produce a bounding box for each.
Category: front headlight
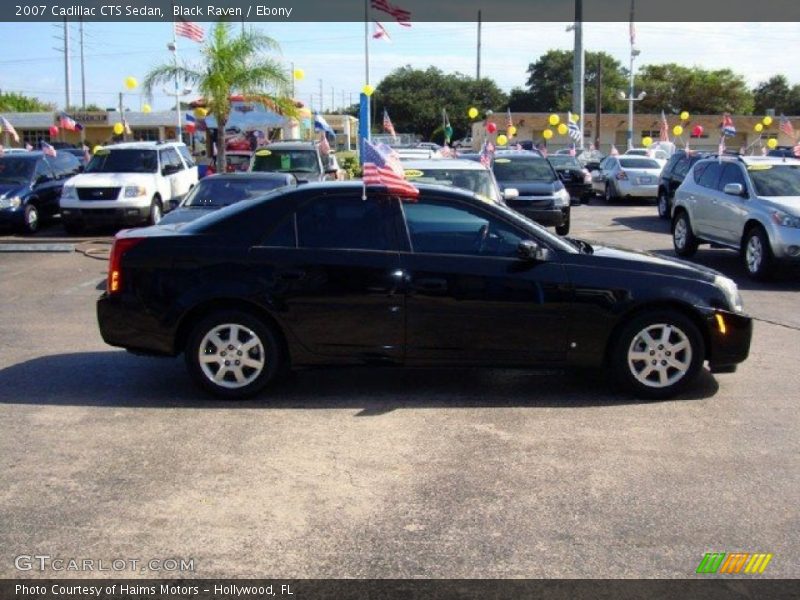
[61,186,77,200]
[771,210,800,228]
[0,195,21,209]
[124,185,147,198]
[553,187,570,207]
[714,275,743,313]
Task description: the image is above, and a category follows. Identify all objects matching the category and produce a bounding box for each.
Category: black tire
[21,204,39,234]
[185,310,284,399]
[555,212,571,236]
[610,309,705,400]
[742,225,773,280]
[62,220,85,235]
[657,190,670,219]
[672,210,698,257]
[604,183,616,204]
[148,196,162,226]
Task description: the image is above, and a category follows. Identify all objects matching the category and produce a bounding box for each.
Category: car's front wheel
[21,204,39,234]
[185,310,283,399]
[672,210,698,257]
[657,190,670,219]
[611,310,705,399]
[742,225,773,280]
[555,211,571,236]
[604,183,616,203]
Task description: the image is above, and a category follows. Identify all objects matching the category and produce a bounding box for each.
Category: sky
[0,21,798,112]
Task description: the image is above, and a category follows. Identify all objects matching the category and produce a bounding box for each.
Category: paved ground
[1,202,798,579]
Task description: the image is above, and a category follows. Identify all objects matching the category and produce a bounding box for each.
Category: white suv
[60,141,197,232]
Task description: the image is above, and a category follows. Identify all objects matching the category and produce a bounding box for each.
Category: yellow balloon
[542,129,553,140]
[92,145,102,155]
[362,84,374,97]
[113,122,124,135]
[548,114,560,126]
[642,136,653,147]
[680,111,689,121]
[763,116,773,126]
[193,107,208,119]
[293,68,305,81]
[124,76,137,90]
[754,123,764,133]
[468,107,479,119]
[507,125,517,136]
[672,125,684,136]
[496,134,508,146]
[557,123,568,135]
[142,104,152,113]
[767,138,778,149]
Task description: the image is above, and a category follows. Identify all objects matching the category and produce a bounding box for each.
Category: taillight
[107,236,144,294]
[616,170,629,181]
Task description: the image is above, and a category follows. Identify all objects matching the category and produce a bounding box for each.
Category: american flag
[479,140,495,167]
[0,116,19,143]
[659,110,669,142]
[370,0,411,26]
[59,112,83,131]
[779,114,795,140]
[567,112,582,142]
[794,142,800,158]
[383,109,397,141]
[440,145,453,158]
[362,139,419,199]
[629,20,636,45]
[722,113,736,137]
[318,133,330,155]
[372,21,391,41]
[610,144,619,156]
[82,144,91,163]
[568,143,577,157]
[41,141,56,157]
[174,19,204,42]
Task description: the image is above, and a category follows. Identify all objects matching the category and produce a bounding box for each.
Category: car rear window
[619,158,660,169]
[493,157,555,182]
[183,177,291,208]
[252,149,320,174]
[403,167,500,202]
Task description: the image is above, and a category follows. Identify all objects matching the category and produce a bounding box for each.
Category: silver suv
[672,155,800,279]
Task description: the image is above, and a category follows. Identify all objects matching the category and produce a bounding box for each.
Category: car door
[713,163,751,244]
[592,157,612,193]
[32,158,59,216]
[399,196,572,365]
[248,192,406,361]
[691,161,724,237]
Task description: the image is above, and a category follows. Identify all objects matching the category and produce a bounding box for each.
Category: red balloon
[185,122,196,133]
[691,125,704,137]
[49,125,59,136]
[486,122,497,134]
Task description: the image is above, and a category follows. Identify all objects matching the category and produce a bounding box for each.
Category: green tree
[636,64,753,115]
[0,91,54,112]
[144,23,293,171]
[372,66,507,141]
[752,75,798,115]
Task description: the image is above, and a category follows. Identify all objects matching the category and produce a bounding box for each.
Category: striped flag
[779,114,795,140]
[59,112,83,131]
[659,110,669,142]
[370,0,411,26]
[372,21,391,41]
[318,133,331,155]
[41,141,56,157]
[383,109,397,141]
[793,142,800,158]
[0,116,19,143]
[722,113,736,137]
[479,140,495,167]
[174,19,205,42]
[567,112,582,142]
[82,144,91,163]
[362,139,419,199]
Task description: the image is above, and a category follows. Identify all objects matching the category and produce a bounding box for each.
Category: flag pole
[172,22,182,141]
[364,0,370,143]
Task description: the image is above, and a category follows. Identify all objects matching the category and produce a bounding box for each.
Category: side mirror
[723,182,745,197]
[503,188,520,200]
[517,240,551,262]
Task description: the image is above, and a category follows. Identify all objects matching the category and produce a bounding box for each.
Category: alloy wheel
[673,217,687,249]
[745,235,763,274]
[198,323,266,389]
[627,323,693,388]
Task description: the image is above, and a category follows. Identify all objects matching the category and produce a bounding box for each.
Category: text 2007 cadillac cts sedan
[97,182,752,400]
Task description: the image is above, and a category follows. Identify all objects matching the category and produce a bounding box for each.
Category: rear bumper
[706,309,752,370]
[564,182,593,198]
[97,293,176,356]
[507,202,570,226]
[616,182,659,198]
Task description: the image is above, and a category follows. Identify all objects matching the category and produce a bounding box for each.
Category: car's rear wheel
[604,183,616,203]
[611,310,705,399]
[657,190,670,219]
[742,225,773,280]
[185,310,283,399]
[672,210,698,257]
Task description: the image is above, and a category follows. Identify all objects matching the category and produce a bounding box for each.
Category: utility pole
[63,19,71,110]
[290,61,295,100]
[319,79,323,113]
[331,86,335,113]
[476,10,482,80]
[118,92,126,142]
[595,56,602,150]
[571,0,584,148]
[627,0,636,149]
[79,19,86,110]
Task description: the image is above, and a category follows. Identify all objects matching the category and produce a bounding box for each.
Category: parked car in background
[0,150,82,233]
[491,151,572,234]
[60,141,197,232]
[453,137,473,149]
[158,173,297,226]
[225,150,253,173]
[416,142,442,152]
[767,146,800,158]
[657,150,714,219]
[672,155,800,279]
[394,146,435,161]
[625,147,668,168]
[60,147,89,169]
[547,155,593,204]
[250,141,336,183]
[401,158,503,204]
[96,181,751,400]
[577,149,605,172]
[592,156,662,203]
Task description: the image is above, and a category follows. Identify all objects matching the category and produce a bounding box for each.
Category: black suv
[657,150,714,219]
[250,141,337,183]
[97,182,751,400]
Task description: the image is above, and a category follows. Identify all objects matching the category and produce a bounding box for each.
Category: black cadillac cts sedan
[97,182,752,400]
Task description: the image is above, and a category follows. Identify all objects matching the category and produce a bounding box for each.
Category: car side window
[261,214,296,247]
[696,162,722,189]
[717,164,748,196]
[177,145,196,168]
[673,158,690,178]
[34,159,54,183]
[402,199,524,258]
[166,148,184,170]
[296,195,398,251]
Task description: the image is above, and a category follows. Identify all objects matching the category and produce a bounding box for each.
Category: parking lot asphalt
[1,201,798,579]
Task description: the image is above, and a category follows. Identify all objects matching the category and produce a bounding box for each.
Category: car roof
[201,172,295,182]
[0,151,46,159]
[494,150,546,159]
[286,180,482,200]
[262,141,318,151]
[101,141,186,150]
[401,158,488,170]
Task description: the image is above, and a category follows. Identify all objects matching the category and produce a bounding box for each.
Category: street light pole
[627,50,635,149]
[571,0,584,149]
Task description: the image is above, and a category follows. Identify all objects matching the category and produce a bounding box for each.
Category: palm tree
[144,22,294,172]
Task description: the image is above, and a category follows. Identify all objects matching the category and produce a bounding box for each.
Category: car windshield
[549,156,581,169]
[86,149,158,173]
[619,158,660,169]
[493,157,556,182]
[626,150,648,156]
[748,164,800,196]
[0,157,35,184]
[251,150,320,174]
[404,167,501,203]
[182,177,289,208]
